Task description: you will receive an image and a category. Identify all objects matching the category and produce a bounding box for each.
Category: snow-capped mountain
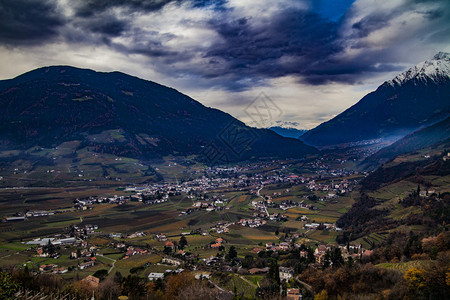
[301,52,450,147]
[387,52,450,86]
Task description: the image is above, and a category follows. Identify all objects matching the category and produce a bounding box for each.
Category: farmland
[0,155,366,297]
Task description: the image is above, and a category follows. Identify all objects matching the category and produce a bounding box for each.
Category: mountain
[268,126,307,139]
[337,142,450,243]
[0,66,317,163]
[301,52,450,147]
[364,115,450,167]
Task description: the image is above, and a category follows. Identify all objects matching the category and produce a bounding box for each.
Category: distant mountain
[268,126,307,139]
[301,52,450,147]
[364,116,450,167]
[0,66,317,163]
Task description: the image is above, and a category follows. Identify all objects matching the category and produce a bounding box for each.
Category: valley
[0,53,449,299]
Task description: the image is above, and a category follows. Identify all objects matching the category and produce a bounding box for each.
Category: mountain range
[364,115,450,167]
[301,52,450,148]
[0,66,317,163]
[268,126,308,139]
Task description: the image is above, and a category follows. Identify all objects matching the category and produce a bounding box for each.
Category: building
[82,275,100,288]
[162,257,182,266]
[53,267,68,274]
[156,233,167,241]
[148,273,164,281]
[248,267,269,275]
[279,267,294,281]
[287,288,302,300]
[79,261,95,270]
[40,264,56,272]
[6,216,26,222]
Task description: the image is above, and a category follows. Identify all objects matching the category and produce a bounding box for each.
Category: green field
[376,260,434,273]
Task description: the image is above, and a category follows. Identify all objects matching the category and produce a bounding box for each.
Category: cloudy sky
[1,0,449,129]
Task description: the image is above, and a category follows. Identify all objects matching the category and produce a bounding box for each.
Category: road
[239,275,257,288]
[256,185,270,217]
[208,280,233,295]
[98,254,117,274]
[295,277,314,295]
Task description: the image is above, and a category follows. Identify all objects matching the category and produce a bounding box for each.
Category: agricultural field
[376,260,434,273]
[0,155,364,295]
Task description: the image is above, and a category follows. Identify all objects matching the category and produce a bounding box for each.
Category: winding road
[98,254,117,274]
[256,185,269,216]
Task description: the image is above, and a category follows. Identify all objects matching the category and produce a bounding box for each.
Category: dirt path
[238,275,257,288]
[98,254,117,274]
[295,277,314,295]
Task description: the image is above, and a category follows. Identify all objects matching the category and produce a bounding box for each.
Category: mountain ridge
[301,53,450,147]
[363,116,450,168]
[0,66,317,163]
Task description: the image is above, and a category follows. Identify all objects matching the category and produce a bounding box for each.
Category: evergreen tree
[179,236,188,250]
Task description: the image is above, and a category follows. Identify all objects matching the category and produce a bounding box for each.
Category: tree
[322,251,331,269]
[164,246,172,255]
[330,248,344,268]
[122,275,146,300]
[0,272,19,299]
[93,269,108,281]
[113,271,123,284]
[179,236,188,250]
[268,259,280,285]
[98,277,121,300]
[164,272,194,300]
[314,289,328,300]
[242,255,254,269]
[227,246,237,260]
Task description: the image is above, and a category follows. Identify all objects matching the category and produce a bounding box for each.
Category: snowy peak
[433,51,450,60]
[387,52,450,86]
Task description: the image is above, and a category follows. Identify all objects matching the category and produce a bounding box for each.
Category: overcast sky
[1,0,449,129]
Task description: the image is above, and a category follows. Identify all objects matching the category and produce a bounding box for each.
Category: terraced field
[376,260,434,273]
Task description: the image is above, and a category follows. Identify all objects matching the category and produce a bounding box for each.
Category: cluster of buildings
[306,178,354,194]
[124,246,148,259]
[127,231,146,239]
[39,264,67,274]
[304,222,342,231]
[237,218,266,228]
[210,222,231,234]
[265,242,294,252]
[71,224,99,236]
[210,237,225,248]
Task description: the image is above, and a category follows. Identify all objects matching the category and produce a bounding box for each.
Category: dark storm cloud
[351,14,390,39]
[88,18,128,37]
[0,0,64,45]
[1,0,449,91]
[73,0,178,17]
[203,9,348,85]
[72,0,225,17]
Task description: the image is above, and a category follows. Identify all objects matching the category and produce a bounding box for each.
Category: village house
[195,273,211,280]
[40,264,57,272]
[165,241,175,250]
[287,288,302,300]
[82,275,100,288]
[279,242,291,251]
[279,267,294,281]
[148,273,165,281]
[162,257,182,266]
[79,261,95,270]
[53,267,68,274]
[156,233,167,241]
[36,247,49,257]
